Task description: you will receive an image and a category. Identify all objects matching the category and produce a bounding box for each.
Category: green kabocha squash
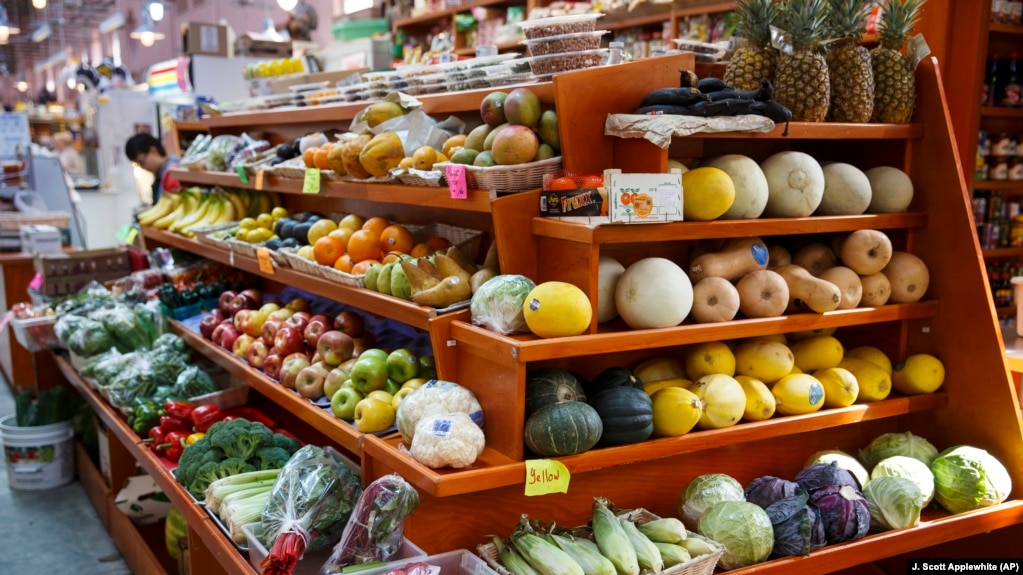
[525,368,587,418]
[589,385,654,445]
[588,366,643,396]
[524,401,603,456]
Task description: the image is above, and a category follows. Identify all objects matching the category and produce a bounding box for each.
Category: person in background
[125,133,180,204]
[53,131,85,176]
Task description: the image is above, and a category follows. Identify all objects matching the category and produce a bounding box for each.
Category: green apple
[384,378,402,396]
[391,386,416,410]
[367,390,394,404]
[350,355,388,393]
[354,397,395,432]
[418,355,437,380]
[330,387,363,420]
[402,377,429,391]
[359,348,388,363]
[341,378,357,390]
[386,348,419,383]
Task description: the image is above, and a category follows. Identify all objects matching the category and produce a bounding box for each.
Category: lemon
[522,282,592,338]
[838,358,892,402]
[771,374,826,416]
[690,374,746,429]
[734,339,794,383]
[815,367,859,407]
[682,167,736,221]
[892,354,945,394]
[791,335,845,371]
[651,387,703,437]
[634,356,686,383]
[845,346,894,375]
[684,341,736,380]
[644,377,693,396]
[297,245,316,260]
[735,375,776,421]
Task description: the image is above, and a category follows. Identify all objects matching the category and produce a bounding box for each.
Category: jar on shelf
[992,156,1011,180]
[1011,157,1023,180]
[992,132,1016,157]
[1009,0,1023,24]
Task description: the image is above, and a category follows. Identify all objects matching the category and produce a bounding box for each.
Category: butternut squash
[818,266,863,309]
[882,251,930,303]
[689,237,769,283]
[736,270,789,318]
[838,229,893,275]
[775,264,842,313]
[691,277,741,323]
[767,245,791,270]
[793,242,837,276]
[859,273,892,307]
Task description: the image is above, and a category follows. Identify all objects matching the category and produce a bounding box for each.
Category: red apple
[232,333,256,357]
[334,310,365,338]
[303,314,332,348]
[219,290,237,315]
[263,353,284,380]
[262,317,285,347]
[233,309,252,331]
[199,309,225,340]
[352,331,377,354]
[212,321,240,351]
[295,363,329,399]
[317,330,355,367]
[284,311,312,333]
[245,340,269,369]
[229,292,260,316]
[240,288,263,305]
[310,351,324,364]
[274,326,306,357]
[280,353,312,389]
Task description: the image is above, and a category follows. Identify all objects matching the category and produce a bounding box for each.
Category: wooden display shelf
[394,0,518,29]
[170,320,365,454]
[996,305,1016,317]
[168,169,497,213]
[974,180,1023,191]
[363,391,947,497]
[141,227,443,331]
[451,302,937,363]
[54,354,257,575]
[532,212,927,244]
[175,121,209,132]
[672,121,924,140]
[604,11,673,31]
[981,106,1023,118]
[982,246,1023,258]
[990,23,1023,34]
[454,41,522,57]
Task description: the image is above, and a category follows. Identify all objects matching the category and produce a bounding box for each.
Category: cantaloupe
[597,255,626,323]
[704,154,769,219]
[615,257,693,329]
[865,166,914,213]
[817,163,872,215]
[761,151,825,217]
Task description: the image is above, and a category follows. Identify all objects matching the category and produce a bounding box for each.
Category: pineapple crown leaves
[735,0,780,46]
[779,0,832,50]
[879,0,925,50]
[826,0,871,41]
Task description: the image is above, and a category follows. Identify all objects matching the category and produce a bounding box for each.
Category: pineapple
[871,0,925,123]
[724,0,780,91]
[826,0,875,122]
[774,0,832,122]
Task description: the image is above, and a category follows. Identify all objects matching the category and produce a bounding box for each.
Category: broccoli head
[255,446,292,471]
[207,418,273,461]
[272,433,302,455]
[191,457,256,500]
[174,436,224,487]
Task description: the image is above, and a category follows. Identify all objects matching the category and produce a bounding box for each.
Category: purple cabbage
[810,484,870,544]
[796,461,862,493]
[764,492,826,558]
[746,476,805,509]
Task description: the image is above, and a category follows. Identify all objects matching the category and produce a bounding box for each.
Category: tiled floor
[0,375,131,575]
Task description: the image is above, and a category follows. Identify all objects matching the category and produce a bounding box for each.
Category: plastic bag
[321,474,419,574]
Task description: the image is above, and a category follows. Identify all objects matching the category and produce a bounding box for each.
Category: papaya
[359,131,404,178]
[363,102,406,128]
[341,135,373,179]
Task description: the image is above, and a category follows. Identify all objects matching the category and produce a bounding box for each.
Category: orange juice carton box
[539,169,683,224]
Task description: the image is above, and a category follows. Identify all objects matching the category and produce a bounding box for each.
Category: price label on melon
[524,459,571,496]
[445,164,468,199]
[303,168,321,194]
[257,247,275,274]
[236,165,249,183]
[254,169,265,191]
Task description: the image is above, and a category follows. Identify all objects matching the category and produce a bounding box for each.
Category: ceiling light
[32,0,47,9]
[277,0,299,11]
[0,5,22,43]
[130,11,165,46]
[99,13,126,33]
[148,0,164,22]
[32,23,52,43]
[67,77,76,89]
[17,80,28,92]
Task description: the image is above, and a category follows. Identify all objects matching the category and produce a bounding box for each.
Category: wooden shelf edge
[974,180,1023,190]
[990,23,1023,34]
[174,121,209,132]
[170,320,365,455]
[141,227,438,330]
[980,106,1023,118]
[532,212,928,244]
[606,119,923,140]
[362,392,947,497]
[450,301,939,362]
[54,354,258,575]
[981,246,1023,258]
[394,0,517,29]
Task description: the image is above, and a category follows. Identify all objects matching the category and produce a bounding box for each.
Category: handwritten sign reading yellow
[525,459,570,496]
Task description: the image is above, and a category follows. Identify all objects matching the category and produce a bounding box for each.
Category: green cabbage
[470,275,536,335]
[804,450,870,489]
[679,473,746,530]
[860,432,939,469]
[871,455,935,506]
[930,445,1012,514]
[863,476,923,531]
[698,501,773,570]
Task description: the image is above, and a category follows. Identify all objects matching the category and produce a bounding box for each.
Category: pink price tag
[28,273,43,291]
[445,164,468,199]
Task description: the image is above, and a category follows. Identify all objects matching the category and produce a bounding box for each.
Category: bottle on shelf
[984,55,1001,107]
[608,41,625,65]
[1000,53,1021,108]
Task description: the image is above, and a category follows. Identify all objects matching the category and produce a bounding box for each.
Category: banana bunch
[139,188,282,238]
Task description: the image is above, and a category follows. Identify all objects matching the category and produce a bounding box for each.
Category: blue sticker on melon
[809,382,824,406]
[751,242,769,266]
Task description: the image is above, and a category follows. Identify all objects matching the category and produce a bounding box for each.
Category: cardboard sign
[524,459,571,496]
[257,247,275,274]
[303,168,321,194]
[445,164,468,199]
[254,169,265,191]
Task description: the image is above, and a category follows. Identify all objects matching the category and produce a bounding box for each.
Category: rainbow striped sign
[147,57,191,95]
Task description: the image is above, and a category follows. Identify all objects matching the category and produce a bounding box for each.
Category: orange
[425,236,451,251]
[314,144,334,170]
[347,228,383,263]
[334,254,354,272]
[382,252,403,264]
[380,224,415,254]
[351,259,380,275]
[303,147,317,168]
[410,242,434,258]
[313,236,345,266]
[362,216,390,237]
[548,176,578,190]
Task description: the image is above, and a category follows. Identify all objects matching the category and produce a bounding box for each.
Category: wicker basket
[0,210,72,230]
[413,222,484,260]
[477,508,723,575]
[436,156,562,194]
[192,222,238,248]
[392,168,444,187]
[225,238,259,258]
[278,248,325,277]
[316,265,366,287]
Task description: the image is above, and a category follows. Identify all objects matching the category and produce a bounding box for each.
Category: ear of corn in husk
[636,518,687,544]
[679,536,718,557]
[510,516,585,575]
[591,498,639,575]
[546,533,617,575]
[619,518,664,573]
[493,535,541,575]
[653,543,692,568]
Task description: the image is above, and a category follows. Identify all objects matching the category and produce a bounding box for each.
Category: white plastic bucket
[0,414,75,490]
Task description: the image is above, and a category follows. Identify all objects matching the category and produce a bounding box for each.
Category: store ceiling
[0,0,123,74]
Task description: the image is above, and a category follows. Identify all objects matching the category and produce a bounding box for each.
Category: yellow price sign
[257,247,275,274]
[524,459,571,496]
[303,168,321,194]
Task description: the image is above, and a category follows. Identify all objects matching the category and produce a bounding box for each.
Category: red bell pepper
[159,415,192,433]
[162,400,195,421]
[161,431,190,462]
[190,404,226,433]
[221,407,276,428]
[146,426,168,453]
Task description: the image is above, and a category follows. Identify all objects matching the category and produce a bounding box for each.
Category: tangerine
[410,242,434,258]
[314,144,334,170]
[380,224,415,254]
[351,259,380,275]
[382,252,403,264]
[303,147,317,168]
[362,216,390,237]
[425,236,451,251]
[347,228,383,262]
[334,254,354,272]
[313,236,345,266]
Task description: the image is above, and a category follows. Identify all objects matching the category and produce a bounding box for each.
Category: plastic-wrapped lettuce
[871,455,935,506]
[863,476,923,531]
[764,492,825,558]
[860,431,939,469]
[930,445,1012,514]
[678,473,746,530]
[469,275,536,335]
[698,501,774,570]
[804,450,870,490]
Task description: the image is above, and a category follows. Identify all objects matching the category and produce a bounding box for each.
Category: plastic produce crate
[10,314,61,352]
[33,248,132,296]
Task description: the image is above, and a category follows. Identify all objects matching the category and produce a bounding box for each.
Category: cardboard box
[269,68,367,94]
[183,22,228,57]
[114,474,174,525]
[18,225,63,254]
[539,169,684,225]
[236,35,293,58]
